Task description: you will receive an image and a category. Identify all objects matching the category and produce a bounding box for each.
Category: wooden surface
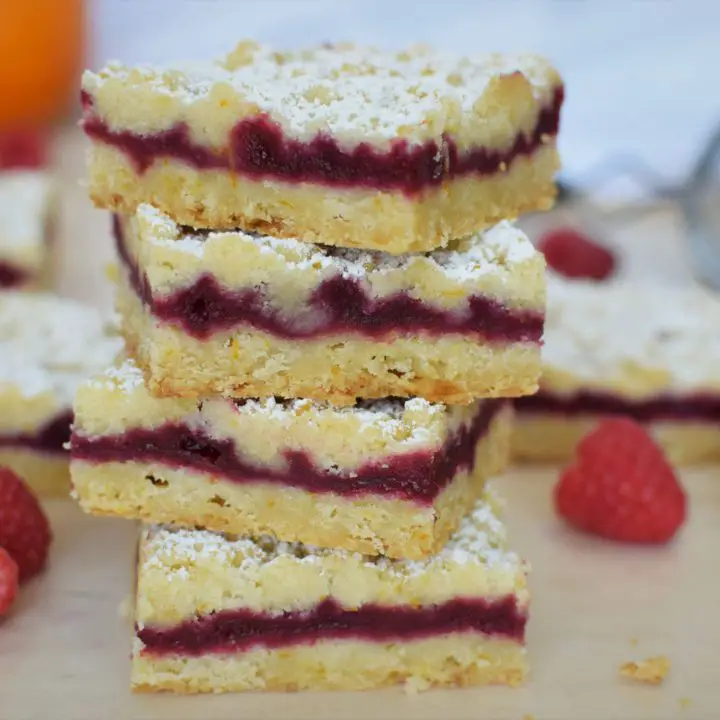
[2,128,719,720]
[3,474,719,720]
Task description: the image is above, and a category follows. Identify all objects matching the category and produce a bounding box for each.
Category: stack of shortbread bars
[70,41,563,693]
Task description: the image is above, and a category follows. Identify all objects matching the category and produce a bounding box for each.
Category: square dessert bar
[131,491,529,694]
[114,206,545,404]
[0,171,56,290]
[71,358,512,559]
[0,293,121,496]
[513,276,720,465]
[82,41,564,254]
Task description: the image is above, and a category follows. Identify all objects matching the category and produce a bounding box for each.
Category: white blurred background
[91,0,720,199]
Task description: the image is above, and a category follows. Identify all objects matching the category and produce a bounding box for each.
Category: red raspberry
[554,418,687,544]
[0,548,18,616]
[0,129,49,169]
[0,468,52,582]
[537,227,616,281]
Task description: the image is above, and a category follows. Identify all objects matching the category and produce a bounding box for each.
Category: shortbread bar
[82,41,563,254]
[131,491,529,694]
[513,276,720,464]
[0,171,55,290]
[0,292,121,496]
[114,207,545,403]
[71,358,512,558]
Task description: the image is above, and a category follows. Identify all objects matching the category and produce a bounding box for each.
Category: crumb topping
[0,293,122,403]
[83,41,560,143]
[139,204,537,279]
[142,488,518,578]
[89,358,470,447]
[619,656,670,685]
[543,275,720,390]
[90,357,146,395]
[0,171,53,248]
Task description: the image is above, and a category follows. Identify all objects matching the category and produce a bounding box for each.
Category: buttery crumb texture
[83,41,561,147]
[71,358,513,558]
[113,208,545,404]
[619,656,670,685]
[131,491,530,692]
[82,41,563,252]
[135,488,525,619]
[124,206,545,310]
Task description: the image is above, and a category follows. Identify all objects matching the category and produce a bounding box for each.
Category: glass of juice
[0,0,84,129]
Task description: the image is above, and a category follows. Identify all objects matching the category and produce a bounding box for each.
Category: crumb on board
[629,637,638,647]
[679,697,692,709]
[522,715,536,720]
[117,595,133,621]
[619,656,670,685]
[403,676,431,695]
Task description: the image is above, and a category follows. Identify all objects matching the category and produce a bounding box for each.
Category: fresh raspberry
[0,468,52,582]
[0,548,19,616]
[537,227,616,281]
[554,418,687,544]
[0,129,49,169]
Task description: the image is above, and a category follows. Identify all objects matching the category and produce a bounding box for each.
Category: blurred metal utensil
[556,157,680,217]
[678,125,720,290]
[556,126,720,289]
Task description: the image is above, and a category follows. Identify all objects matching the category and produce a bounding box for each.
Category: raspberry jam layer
[138,595,526,656]
[0,261,31,289]
[71,399,505,503]
[113,217,544,343]
[82,86,563,195]
[0,410,73,454]
[515,390,720,422]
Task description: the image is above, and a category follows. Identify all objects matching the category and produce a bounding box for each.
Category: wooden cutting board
[1,128,718,720]
[2,471,718,720]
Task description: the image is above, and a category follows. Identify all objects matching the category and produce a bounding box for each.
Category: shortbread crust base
[0,448,69,498]
[513,414,720,465]
[89,143,558,254]
[72,404,512,559]
[117,281,540,404]
[131,635,527,693]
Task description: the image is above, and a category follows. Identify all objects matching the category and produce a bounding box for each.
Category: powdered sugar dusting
[236,395,448,446]
[0,293,122,403]
[544,275,720,390]
[90,357,461,447]
[89,358,146,394]
[438,496,508,566]
[140,204,536,281]
[142,488,519,581]
[84,41,559,144]
[0,171,53,249]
